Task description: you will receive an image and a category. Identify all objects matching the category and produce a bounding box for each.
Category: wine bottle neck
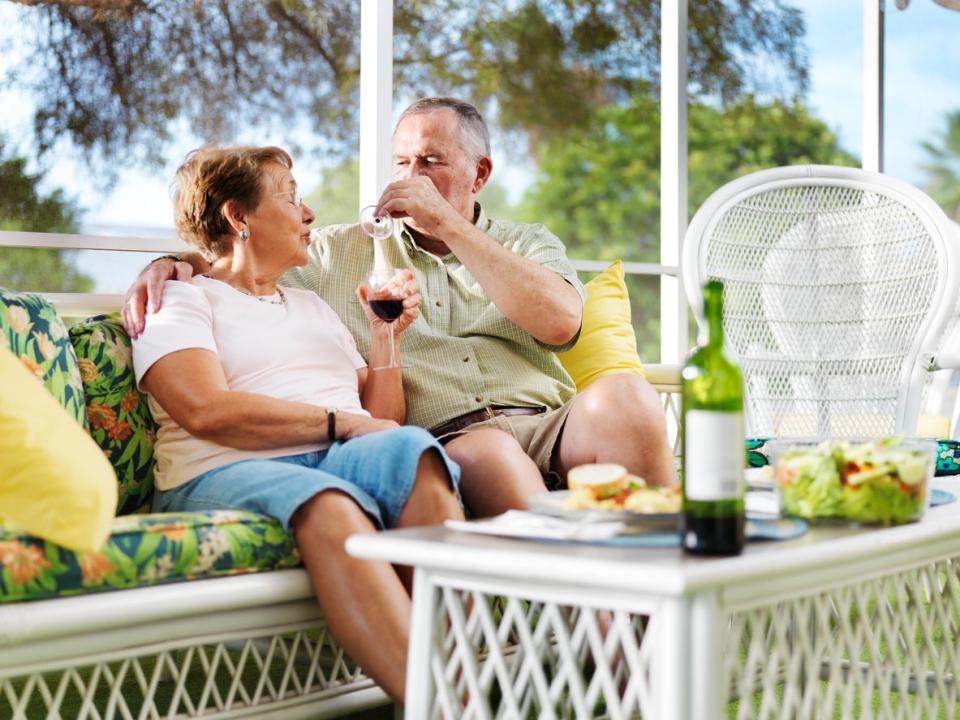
[702,280,725,349]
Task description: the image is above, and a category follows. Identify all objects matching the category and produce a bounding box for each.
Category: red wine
[368,299,403,322]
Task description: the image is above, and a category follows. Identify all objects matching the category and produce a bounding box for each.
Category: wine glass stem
[388,322,397,369]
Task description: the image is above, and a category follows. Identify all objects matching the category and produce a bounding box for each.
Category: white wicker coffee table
[347,479,960,719]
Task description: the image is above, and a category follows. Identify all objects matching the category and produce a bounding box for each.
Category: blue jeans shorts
[153,426,460,530]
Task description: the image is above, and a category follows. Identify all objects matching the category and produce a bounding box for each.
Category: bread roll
[567,463,628,499]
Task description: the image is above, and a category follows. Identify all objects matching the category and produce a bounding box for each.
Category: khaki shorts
[434,399,576,490]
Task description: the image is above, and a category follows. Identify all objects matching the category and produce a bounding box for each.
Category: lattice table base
[414,555,960,719]
[727,557,960,719]
[420,589,655,719]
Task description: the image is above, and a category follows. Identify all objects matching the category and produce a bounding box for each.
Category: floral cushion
[69,314,158,515]
[0,510,300,603]
[0,288,86,429]
[745,437,960,476]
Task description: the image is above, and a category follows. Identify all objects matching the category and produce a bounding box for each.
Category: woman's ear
[222,200,246,235]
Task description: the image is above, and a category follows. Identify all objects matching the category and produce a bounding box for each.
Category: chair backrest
[683,165,960,439]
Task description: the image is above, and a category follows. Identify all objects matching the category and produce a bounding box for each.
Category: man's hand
[122,258,195,338]
[336,412,399,440]
[356,270,421,334]
[375,176,469,240]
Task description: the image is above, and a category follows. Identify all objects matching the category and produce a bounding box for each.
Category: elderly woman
[131,145,462,703]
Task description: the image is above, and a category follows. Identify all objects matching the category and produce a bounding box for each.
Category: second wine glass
[360,205,408,370]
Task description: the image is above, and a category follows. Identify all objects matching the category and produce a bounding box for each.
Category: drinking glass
[360,205,408,370]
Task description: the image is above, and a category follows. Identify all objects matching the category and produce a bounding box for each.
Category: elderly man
[123,97,675,517]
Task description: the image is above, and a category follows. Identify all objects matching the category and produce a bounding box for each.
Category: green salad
[775,439,932,524]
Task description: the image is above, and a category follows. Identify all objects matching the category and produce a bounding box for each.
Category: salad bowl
[769,438,936,526]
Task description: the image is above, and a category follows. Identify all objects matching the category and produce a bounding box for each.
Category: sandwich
[565,462,680,513]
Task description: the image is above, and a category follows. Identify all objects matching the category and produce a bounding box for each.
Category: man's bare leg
[444,428,547,517]
[557,373,676,487]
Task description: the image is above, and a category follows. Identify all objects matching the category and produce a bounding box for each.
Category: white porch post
[862,0,884,172]
[661,0,689,364]
[359,0,394,208]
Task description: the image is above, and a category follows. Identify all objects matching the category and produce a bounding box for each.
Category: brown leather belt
[430,406,546,438]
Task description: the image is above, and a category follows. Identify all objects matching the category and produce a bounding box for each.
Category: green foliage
[7,0,806,180]
[476,179,515,221]
[409,0,806,158]
[515,95,857,358]
[920,109,960,221]
[0,142,92,292]
[305,159,360,227]
[518,95,857,262]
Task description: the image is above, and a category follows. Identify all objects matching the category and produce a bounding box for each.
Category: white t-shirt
[132,276,369,491]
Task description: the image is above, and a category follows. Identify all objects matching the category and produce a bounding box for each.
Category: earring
[240,229,249,241]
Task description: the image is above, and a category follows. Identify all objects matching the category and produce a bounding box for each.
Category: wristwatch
[152,254,182,264]
[327,408,337,442]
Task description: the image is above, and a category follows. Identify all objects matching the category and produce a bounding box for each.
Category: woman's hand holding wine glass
[357,269,420,334]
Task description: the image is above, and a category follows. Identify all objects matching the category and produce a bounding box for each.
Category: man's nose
[398,162,423,180]
[302,202,316,224]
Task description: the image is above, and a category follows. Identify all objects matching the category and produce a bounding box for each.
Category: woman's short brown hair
[172,145,293,260]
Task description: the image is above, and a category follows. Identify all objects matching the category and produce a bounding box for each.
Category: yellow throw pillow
[558,260,645,391]
[0,343,117,551]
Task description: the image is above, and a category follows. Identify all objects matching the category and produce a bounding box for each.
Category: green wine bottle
[682,279,745,555]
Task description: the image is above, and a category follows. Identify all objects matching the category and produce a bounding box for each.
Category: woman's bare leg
[292,491,411,703]
[393,448,465,591]
[291,450,463,703]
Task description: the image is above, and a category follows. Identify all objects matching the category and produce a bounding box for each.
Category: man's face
[392,108,484,224]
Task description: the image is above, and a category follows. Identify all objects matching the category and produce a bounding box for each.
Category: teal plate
[585,517,808,549]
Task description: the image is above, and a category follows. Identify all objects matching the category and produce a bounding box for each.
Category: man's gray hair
[396,97,491,161]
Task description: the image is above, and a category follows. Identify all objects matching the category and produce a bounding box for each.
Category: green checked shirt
[282,204,585,431]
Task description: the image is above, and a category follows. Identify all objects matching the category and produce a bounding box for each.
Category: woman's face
[245,161,316,272]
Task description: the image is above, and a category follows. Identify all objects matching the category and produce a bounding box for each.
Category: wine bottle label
[684,410,744,501]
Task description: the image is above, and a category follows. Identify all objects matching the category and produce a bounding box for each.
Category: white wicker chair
[682,165,960,440]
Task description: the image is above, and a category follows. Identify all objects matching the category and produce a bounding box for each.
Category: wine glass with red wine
[359,204,408,370]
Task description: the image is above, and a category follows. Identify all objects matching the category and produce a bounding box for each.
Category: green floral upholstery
[0,510,299,602]
[0,288,86,429]
[69,314,158,515]
[745,437,960,476]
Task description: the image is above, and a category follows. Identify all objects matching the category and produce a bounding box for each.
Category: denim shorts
[153,426,460,530]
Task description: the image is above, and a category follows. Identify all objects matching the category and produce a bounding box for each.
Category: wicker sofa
[0,229,687,720]
[0,288,393,720]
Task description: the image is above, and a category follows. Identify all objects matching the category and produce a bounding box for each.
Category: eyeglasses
[272,190,303,208]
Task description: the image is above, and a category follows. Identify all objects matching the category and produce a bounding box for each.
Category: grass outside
[727,683,956,720]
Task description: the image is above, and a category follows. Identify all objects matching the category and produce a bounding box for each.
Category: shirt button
[463,356,470,363]
[435,300,442,307]
[475,395,483,403]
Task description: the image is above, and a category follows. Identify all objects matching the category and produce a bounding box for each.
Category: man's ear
[472,156,493,194]
[222,200,246,235]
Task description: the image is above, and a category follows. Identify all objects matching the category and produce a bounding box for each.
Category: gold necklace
[208,276,286,305]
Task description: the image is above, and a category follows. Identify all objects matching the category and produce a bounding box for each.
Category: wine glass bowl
[366,270,406,323]
[360,205,394,239]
